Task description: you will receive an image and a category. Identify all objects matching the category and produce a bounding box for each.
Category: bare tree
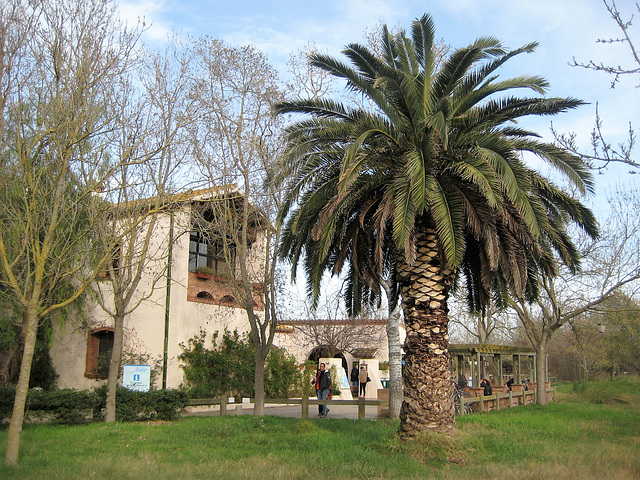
[555,0,638,172]
[571,0,640,87]
[378,280,403,419]
[286,44,338,101]
[449,294,517,345]
[0,0,143,465]
[90,38,197,422]
[568,293,640,380]
[285,318,386,360]
[509,188,640,403]
[188,37,285,416]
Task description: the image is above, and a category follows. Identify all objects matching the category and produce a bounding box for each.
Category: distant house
[49,187,266,390]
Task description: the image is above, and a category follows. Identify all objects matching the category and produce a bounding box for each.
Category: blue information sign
[123,365,151,392]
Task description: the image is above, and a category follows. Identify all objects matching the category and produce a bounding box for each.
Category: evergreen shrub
[0,386,188,425]
[93,386,188,421]
[179,329,310,399]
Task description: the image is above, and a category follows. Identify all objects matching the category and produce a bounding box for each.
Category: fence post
[358,396,366,420]
[509,391,513,408]
[479,394,484,412]
[301,396,308,419]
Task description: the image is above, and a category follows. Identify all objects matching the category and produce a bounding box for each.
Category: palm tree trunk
[397,230,456,437]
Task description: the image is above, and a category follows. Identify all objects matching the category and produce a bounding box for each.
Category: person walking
[358,365,369,398]
[350,364,359,394]
[312,362,332,416]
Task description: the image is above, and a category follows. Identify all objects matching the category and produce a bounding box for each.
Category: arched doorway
[307,346,348,372]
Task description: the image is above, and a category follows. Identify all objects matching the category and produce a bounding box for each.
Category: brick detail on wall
[186,271,264,310]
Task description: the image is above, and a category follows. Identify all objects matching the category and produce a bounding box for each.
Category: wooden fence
[188,386,555,420]
[188,396,384,420]
[457,386,556,415]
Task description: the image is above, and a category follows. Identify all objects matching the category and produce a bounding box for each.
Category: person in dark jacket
[480,378,492,396]
[312,363,332,416]
[506,377,514,391]
[350,364,359,389]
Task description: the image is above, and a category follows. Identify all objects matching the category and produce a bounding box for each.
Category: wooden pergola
[449,344,539,388]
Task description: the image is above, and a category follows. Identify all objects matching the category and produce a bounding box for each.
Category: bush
[299,361,318,398]
[93,386,188,421]
[179,329,255,398]
[0,387,96,425]
[0,386,188,425]
[0,385,15,423]
[180,330,311,399]
[265,348,304,398]
[28,388,96,424]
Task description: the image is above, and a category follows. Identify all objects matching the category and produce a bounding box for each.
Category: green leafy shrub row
[92,386,189,422]
[0,385,188,425]
[179,329,312,398]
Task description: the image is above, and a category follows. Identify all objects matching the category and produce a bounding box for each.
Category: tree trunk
[253,348,267,417]
[397,230,456,438]
[386,302,403,420]
[104,314,125,423]
[535,340,548,406]
[5,306,38,465]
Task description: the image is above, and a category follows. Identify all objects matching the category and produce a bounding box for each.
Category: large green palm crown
[276,14,597,309]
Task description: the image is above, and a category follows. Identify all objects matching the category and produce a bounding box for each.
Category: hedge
[0,385,189,425]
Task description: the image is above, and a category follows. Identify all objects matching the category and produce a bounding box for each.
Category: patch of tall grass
[556,377,640,407]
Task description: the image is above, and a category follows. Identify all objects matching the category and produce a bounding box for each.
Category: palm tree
[275,14,597,437]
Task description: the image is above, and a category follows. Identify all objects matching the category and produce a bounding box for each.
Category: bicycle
[451,380,475,415]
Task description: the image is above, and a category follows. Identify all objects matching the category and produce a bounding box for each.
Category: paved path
[183,403,382,420]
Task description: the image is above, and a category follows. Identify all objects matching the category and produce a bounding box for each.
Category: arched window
[219,295,236,304]
[196,291,214,300]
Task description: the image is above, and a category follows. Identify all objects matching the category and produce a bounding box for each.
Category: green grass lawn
[1,379,639,479]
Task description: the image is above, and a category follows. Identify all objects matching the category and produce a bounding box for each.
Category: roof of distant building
[281,318,388,326]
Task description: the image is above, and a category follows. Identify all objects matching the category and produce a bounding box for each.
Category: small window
[85,328,114,379]
[196,291,214,300]
[219,294,236,304]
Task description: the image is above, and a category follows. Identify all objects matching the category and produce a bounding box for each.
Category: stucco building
[50,188,266,390]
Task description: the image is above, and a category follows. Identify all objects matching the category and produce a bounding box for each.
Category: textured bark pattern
[397,230,456,437]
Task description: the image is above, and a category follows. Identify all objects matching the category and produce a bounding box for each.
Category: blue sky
[117,0,639,213]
